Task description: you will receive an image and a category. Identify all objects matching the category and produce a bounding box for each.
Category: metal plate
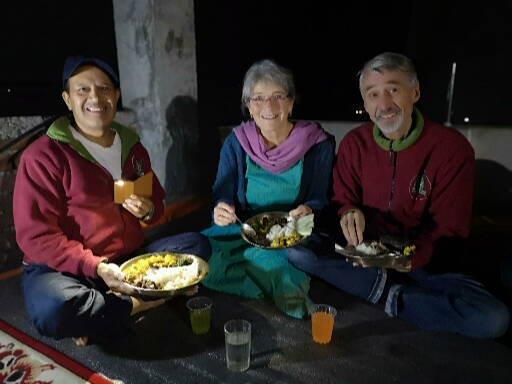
[334,243,406,268]
[334,243,392,259]
[119,252,209,298]
[240,211,308,249]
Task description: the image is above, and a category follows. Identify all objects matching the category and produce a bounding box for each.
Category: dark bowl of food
[240,211,308,249]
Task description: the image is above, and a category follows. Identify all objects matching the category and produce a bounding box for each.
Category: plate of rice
[240,211,312,249]
[334,239,415,266]
[120,252,209,297]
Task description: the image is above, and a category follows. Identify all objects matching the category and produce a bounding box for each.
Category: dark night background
[1,1,511,127]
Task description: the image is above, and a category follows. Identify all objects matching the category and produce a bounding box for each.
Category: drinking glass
[311,304,337,344]
[224,319,251,371]
[186,296,212,335]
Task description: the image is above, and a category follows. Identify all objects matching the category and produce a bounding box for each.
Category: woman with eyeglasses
[201,59,335,318]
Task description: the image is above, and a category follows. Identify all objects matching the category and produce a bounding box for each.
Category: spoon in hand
[235,215,257,237]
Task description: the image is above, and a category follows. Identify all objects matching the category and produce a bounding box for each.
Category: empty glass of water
[224,319,251,372]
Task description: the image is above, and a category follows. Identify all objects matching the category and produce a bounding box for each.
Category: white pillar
[112,0,198,190]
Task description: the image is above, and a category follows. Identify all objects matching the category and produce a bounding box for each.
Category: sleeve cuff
[83,256,106,279]
[338,204,358,218]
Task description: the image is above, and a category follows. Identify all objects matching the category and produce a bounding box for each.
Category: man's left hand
[122,195,154,219]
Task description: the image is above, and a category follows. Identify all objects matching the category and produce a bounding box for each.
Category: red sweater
[13,117,165,278]
[333,114,474,269]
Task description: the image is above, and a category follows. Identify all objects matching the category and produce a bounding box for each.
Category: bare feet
[130,296,166,316]
[181,285,199,297]
[73,336,89,346]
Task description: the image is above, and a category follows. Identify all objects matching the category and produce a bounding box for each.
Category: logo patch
[409,172,431,200]
[132,157,145,177]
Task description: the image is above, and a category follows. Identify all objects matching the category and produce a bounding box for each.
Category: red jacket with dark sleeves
[13,117,165,278]
[333,113,475,269]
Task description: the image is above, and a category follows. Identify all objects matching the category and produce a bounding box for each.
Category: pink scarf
[234,120,329,173]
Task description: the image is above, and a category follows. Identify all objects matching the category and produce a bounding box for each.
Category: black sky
[1,1,511,126]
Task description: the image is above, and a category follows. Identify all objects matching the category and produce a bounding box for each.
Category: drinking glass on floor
[186,296,212,335]
[224,319,251,372]
[311,304,337,344]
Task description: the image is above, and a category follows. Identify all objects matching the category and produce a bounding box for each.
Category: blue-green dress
[202,157,312,318]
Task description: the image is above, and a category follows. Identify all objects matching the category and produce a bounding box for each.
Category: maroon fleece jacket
[13,128,165,278]
[333,117,474,269]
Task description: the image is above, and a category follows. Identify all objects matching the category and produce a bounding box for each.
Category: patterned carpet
[0,319,118,384]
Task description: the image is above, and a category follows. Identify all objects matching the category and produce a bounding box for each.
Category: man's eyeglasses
[248,94,289,106]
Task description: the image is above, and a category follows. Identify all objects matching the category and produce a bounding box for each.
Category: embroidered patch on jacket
[409,172,431,200]
[132,157,145,177]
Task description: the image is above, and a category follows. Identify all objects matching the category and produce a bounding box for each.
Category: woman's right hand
[213,202,237,226]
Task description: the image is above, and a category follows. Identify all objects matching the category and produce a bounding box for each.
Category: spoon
[235,215,257,237]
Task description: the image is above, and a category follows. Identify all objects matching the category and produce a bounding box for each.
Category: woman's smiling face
[247,81,294,134]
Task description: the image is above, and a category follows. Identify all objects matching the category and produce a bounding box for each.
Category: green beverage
[186,296,212,335]
[190,309,211,335]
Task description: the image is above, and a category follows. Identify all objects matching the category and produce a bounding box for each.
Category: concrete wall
[0,117,43,140]
[319,121,512,171]
[2,118,511,173]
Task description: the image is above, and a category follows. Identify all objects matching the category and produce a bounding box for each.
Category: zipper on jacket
[388,141,397,210]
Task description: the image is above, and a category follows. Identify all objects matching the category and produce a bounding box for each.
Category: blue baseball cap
[62,55,120,90]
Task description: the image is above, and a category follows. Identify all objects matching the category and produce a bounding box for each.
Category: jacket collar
[46,116,140,166]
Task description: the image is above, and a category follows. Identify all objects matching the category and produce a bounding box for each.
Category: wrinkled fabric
[202,224,312,319]
[234,120,328,173]
[203,152,313,318]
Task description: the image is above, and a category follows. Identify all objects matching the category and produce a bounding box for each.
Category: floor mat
[1,274,511,383]
[0,319,119,384]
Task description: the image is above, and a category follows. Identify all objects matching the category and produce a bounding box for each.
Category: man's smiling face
[361,68,420,140]
[62,65,119,136]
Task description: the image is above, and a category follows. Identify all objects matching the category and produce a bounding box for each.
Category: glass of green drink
[186,296,212,335]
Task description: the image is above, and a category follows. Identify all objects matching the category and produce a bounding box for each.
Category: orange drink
[311,304,337,344]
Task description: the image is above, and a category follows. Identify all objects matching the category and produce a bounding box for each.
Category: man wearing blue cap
[13,56,210,345]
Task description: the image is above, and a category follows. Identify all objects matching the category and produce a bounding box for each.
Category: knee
[476,302,510,338]
[287,247,317,269]
[460,300,510,339]
[27,294,74,339]
[191,233,212,259]
[149,232,212,259]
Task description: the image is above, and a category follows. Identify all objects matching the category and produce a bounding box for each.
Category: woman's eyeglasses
[248,94,289,106]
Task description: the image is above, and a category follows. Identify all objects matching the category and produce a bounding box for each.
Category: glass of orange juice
[311,304,337,344]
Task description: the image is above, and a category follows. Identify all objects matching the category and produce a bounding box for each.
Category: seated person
[202,59,335,318]
[13,56,210,345]
[288,52,510,338]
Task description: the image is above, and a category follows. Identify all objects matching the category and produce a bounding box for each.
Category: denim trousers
[287,242,510,339]
[22,232,211,340]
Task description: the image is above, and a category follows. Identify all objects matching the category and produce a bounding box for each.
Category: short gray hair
[241,59,295,110]
[358,52,418,91]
